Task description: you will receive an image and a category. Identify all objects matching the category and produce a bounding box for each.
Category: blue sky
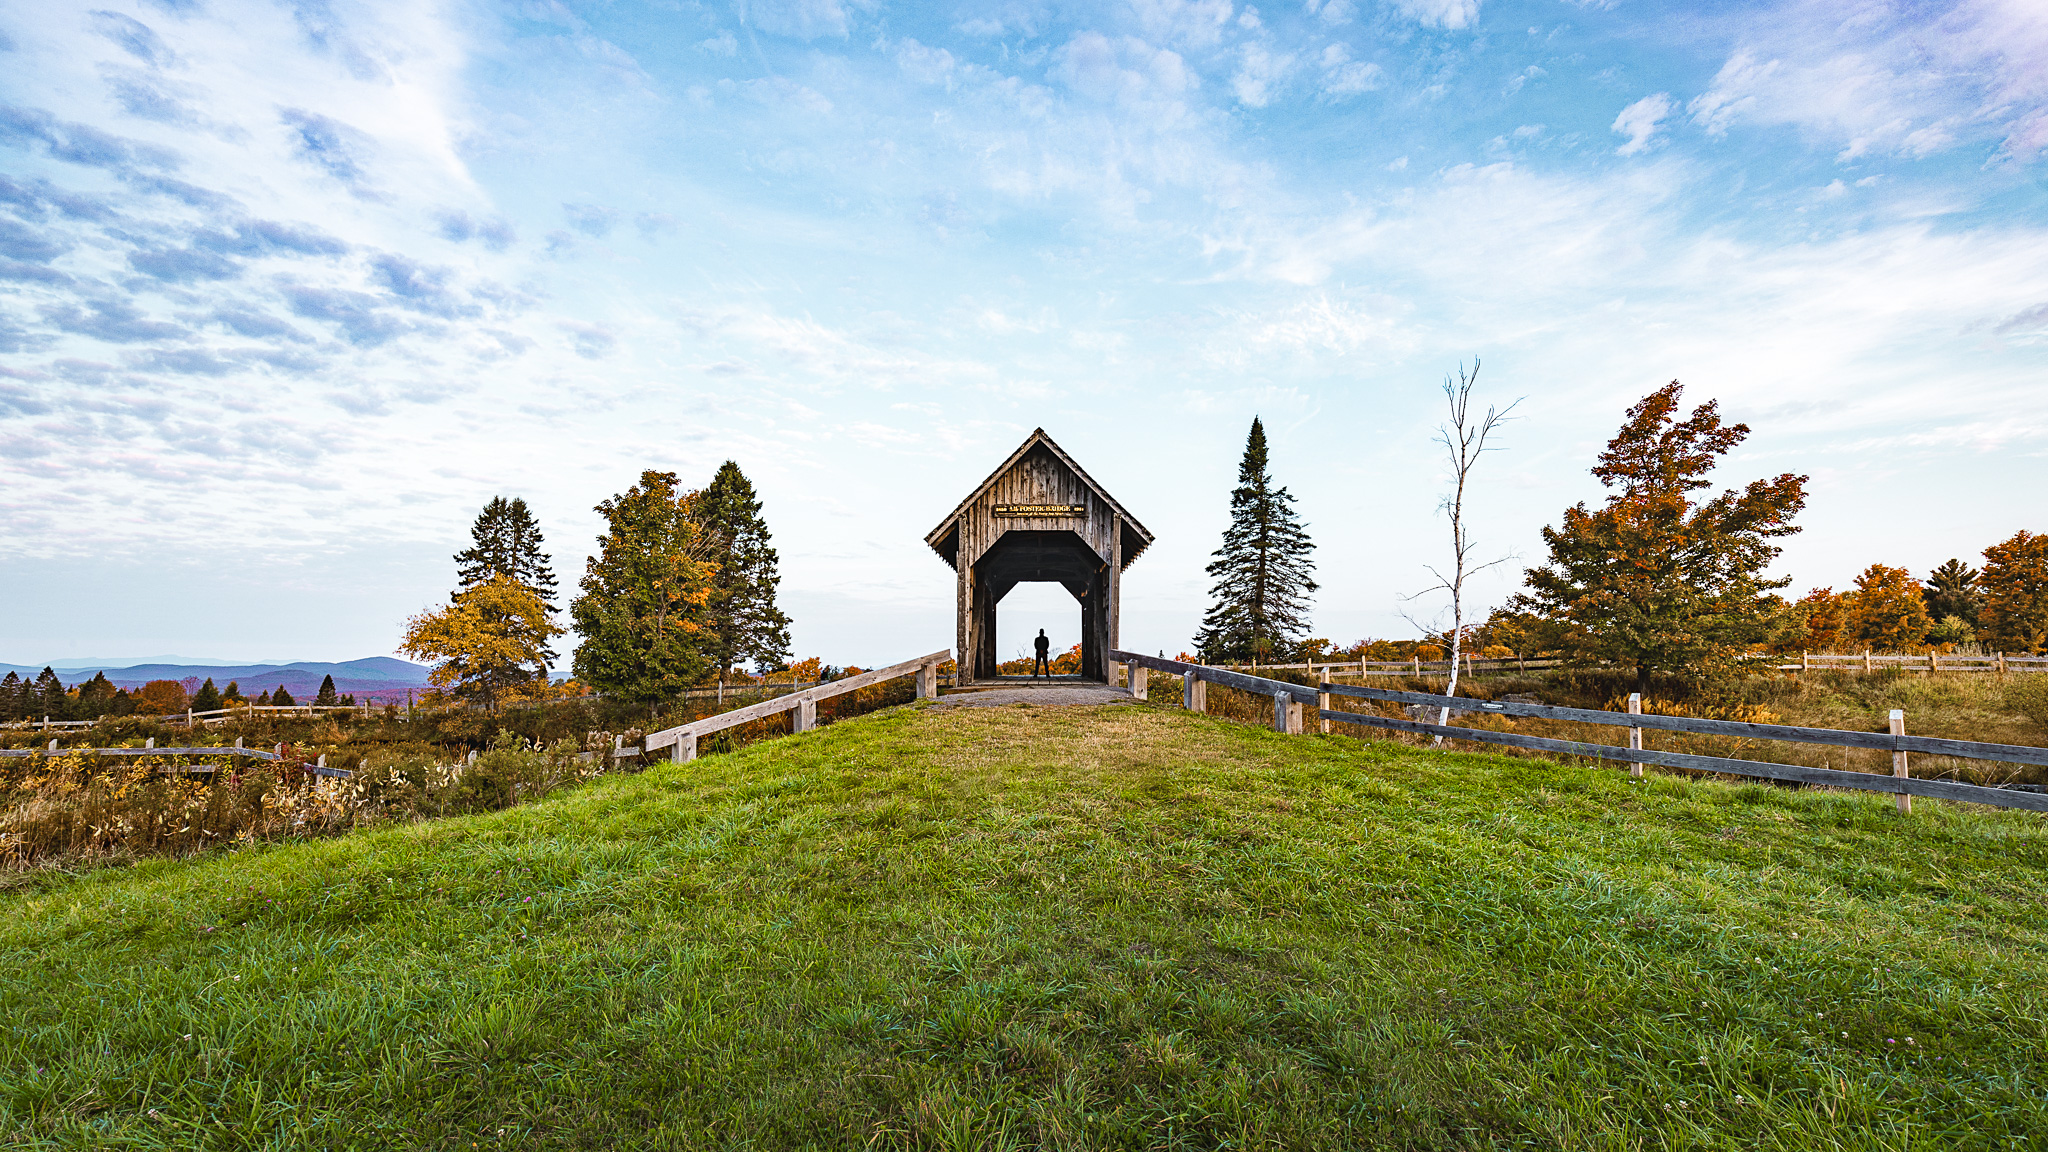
[2,0,2044,667]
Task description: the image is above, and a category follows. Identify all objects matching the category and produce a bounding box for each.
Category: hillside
[2,657,432,704]
[4,698,2046,1149]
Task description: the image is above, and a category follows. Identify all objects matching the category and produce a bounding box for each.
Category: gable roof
[924,428,1154,563]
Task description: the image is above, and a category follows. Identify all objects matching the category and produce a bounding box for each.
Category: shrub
[2007,676,2048,730]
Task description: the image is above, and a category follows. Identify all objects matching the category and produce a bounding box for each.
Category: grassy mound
[4,700,2046,1149]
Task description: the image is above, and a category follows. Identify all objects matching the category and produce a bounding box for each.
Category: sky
[1,0,2045,669]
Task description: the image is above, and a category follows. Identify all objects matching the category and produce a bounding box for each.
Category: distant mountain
[0,657,436,705]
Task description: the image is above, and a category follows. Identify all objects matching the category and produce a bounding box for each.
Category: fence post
[1411,656,1420,678]
[1271,692,1289,733]
[1864,650,1872,673]
[47,739,57,753]
[1183,671,1205,712]
[1319,681,1332,736]
[917,661,937,700]
[1627,693,1644,778]
[234,736,243,749]
[1998,652,2007,675]
[1801,652,1809,672]
[678,731,698,762]
[1929,651,1938,673]
[1129,663,1147,700]
[145,737,155,749]
[796,697,817,732]
[1891,709,1910,814]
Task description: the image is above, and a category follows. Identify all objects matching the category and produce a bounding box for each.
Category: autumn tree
[1843,564,1931,651]
[134,680,188,714]
[1982,531,2048,653]
[571,470,718,703]
[402,574,563,711]
[1195,418,1318,664]
[1513,382,1807,694]
[1784,588,1848,653]
[698,461,793,677]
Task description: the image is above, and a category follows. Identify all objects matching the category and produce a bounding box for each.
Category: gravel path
[926,685,1138,708]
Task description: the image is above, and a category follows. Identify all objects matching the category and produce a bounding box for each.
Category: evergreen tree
[314,674,339,706]
[571,470,718,703]
[1194,418,1319,663]
[222,681,243,703]
[1514,383,1807,694]
[192,678,223,712]
[33,667,66,720]
[111,688,135,716]
[271,684,296,707]
[0,672,20,721]
[1924,558,1984,628]
[699,461,793,675]
[78,673,119,717]
[455,497,559,671]
[256,688,272,707]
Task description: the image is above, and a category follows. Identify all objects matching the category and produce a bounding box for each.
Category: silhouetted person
[1033,629,1051,680]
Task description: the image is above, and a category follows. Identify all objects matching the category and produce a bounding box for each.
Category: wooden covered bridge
[926,429,1152,684]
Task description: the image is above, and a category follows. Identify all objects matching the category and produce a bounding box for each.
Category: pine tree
[271,684,296,707]
[699,461,794,676]
[571,470,718,703]
[1924,558,1984,628]
[455,497,560,668]
[222,681,243,703]
[256,689,273,706]
[1514,383,1807,694]
[314,675,339,706]
[190,678,222,713]
[0,672,21,721]
[1194,418,1318,664]
[33,667,66,721]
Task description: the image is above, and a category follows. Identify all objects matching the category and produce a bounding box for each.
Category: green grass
[5,700,2047,1150]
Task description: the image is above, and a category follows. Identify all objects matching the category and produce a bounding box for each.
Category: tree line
[400,461,793,711]
[0,671,351,723]
[1189,381,2047,694]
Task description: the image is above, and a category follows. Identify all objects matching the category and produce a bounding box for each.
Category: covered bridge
[926,429,1153,684]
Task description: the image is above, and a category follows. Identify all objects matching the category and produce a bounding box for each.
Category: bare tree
[1409,359,1519,733]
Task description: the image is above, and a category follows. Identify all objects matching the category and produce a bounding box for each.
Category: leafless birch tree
[1410,359,1519,732]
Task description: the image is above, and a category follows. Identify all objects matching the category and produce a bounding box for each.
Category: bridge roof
[923,428,1153,566]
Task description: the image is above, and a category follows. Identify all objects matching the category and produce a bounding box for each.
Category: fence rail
[1219,657,1563,678]
[1109,650,2048,814]
[646,650,950,761]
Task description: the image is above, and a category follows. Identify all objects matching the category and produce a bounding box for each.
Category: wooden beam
[647,650,950,752]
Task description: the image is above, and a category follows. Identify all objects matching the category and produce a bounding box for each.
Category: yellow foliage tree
[401,574,565,711]
[1844,564,1930,652]
[1982,530,2048,653]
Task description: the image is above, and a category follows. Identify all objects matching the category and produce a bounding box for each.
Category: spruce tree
[455,496,559,669]
[699,461,793,676]
[1194,418,1318,664]
[271,684,296,707]
[256,689,273,707]
[314,675,339,706]
[191,678,222,712]
[571,470,717,703]
[33,667,66,720]
[0,672,20,721]
[222,681,243,702]
[1924,558,1983,628]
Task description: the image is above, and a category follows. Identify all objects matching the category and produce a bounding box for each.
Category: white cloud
[740,0,850,41]
[1685,0,2048,162]
[1319,42,1381,98]
[1387,0,1483,31]
[699,31,738,56]
[1127,0,1235,50]
[1053,32,1197,105]
[1232,42,1295,107]
[1612,93,1673,155]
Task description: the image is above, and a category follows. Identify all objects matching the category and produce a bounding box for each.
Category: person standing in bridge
[1033,629,1051,680]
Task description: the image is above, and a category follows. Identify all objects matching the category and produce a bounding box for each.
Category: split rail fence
[1110,650,2048,815]
[646,650,950,762]
[1779,652,2048,674]
[0,738,357,778]
[1222,656,1562,679]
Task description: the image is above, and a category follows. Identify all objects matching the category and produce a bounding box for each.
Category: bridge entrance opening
[926,429,1153,685]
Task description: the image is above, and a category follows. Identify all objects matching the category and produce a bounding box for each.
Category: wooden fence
[1220,656,1562,678]
[1779,652,2048,674]
[1110,650,2048,814]
[0,738,357,778]
[646,651,950,762]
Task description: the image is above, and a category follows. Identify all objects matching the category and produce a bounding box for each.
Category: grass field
[4,697,2047,1149]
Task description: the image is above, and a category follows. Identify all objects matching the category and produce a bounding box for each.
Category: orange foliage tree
[132,680,187,714]
[1982,531,2048,653]
[1844,564,1931,652]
